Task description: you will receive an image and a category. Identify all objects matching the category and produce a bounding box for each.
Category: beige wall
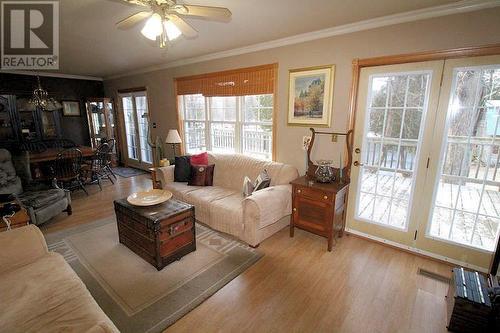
[104,8,500,174]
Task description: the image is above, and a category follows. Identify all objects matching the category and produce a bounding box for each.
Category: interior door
[346,61,444,247]
[416,55,500,269]
[119,91,152,169]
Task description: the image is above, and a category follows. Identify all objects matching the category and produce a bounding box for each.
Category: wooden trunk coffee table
[114,197,196,270]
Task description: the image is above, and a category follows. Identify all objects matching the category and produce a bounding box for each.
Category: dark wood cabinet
[290,176,349,251]
[0,95,19,144]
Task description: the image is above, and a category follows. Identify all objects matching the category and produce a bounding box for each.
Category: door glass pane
[356,72,430,229]
[122,96,138,161]
[135,95,152,164]
[428,65,500,251]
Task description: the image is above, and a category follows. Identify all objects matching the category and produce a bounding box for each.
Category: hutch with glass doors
[85,98,118,162]
[0,94,63,150]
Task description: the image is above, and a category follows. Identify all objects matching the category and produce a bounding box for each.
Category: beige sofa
[0,225,119,333]
[155,153,299,247]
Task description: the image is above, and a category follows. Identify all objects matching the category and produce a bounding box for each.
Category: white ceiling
[53,0,468,78]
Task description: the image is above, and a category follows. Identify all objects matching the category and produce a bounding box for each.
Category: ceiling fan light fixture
[164,20,181,41]
[141,13,162,40]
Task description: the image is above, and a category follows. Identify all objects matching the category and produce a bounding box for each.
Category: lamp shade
[165,129,182,144]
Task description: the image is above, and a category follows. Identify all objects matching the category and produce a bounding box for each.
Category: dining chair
[101,138,117,179]
[83,143,115,190]
[54,148,88,195]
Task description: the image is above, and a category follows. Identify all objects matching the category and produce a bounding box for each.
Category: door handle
[355,148,361,153]
[353,161,364,167]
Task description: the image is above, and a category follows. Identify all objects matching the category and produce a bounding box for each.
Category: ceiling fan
[115,0,231,48]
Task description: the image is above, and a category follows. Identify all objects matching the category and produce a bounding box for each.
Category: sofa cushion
[184,186,236,223]
[207,153,286,191]
[163,182,201,201]
[209,193,245,238]
[0,252,118,333]
[18,188,66,209]
[174,155,191,182]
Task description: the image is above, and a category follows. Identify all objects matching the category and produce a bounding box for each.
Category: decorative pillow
[188,164,215,186]
[242,176,254,197]
[174,155,191,182]
[190,152,208,165]
[205,164,215,186]
[253,169,271,192]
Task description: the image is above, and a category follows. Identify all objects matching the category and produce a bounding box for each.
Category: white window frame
[178,94,274,160]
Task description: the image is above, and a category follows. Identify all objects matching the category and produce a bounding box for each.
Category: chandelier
[28,76,61,111]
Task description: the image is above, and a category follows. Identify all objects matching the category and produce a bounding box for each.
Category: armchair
[0,149,71,226]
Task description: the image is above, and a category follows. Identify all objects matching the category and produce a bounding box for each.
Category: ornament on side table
[315,160,335,183]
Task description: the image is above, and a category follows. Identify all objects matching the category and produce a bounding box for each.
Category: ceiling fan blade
[117,0,151,7]
[175,5,231,22]
[116,11,152,30]
[167,14,198,38]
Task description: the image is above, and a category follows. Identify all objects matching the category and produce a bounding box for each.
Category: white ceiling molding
[106,0,500,80]
[0,70,103,81]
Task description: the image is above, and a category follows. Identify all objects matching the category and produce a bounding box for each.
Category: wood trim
[345,231,458,270]
[174,79,185,156]
[174,63,278,81]
[272,63,278,161]
[490,238,500,275]
[357,44,500,68]
[117,86,147,94]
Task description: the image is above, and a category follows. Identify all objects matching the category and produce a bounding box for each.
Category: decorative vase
[315,160,334,183]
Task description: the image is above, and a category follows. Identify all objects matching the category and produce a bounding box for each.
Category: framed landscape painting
[287,65,334,127]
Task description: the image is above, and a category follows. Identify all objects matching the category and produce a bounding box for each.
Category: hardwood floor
[42,175,453,333]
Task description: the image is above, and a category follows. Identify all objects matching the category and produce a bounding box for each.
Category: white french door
[348,55,500,271]
[416,55,500,269]
[119,91,153,169]
[347,61,444,247]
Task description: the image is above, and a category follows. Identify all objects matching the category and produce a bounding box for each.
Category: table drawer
[295,186,333,204]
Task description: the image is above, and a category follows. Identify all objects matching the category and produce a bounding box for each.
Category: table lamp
[165,129,182,157]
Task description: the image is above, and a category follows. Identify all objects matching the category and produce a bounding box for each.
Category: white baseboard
[345,227,488,273]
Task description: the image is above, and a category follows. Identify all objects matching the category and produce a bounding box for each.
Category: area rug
[112,166,147,178]
[43,218,262,333]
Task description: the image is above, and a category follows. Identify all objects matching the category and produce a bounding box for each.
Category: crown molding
[0,70,103,81]
[105,0,500,80]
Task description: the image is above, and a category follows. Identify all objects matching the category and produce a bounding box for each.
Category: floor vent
[418,268,451,284]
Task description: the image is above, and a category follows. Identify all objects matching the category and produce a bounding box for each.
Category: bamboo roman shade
[175,64,277,97]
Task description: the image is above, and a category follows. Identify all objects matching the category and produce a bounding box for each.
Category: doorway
[118,91,153,170]
[347,55,500,270]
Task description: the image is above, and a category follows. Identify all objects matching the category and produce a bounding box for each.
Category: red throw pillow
[190,152,208,165]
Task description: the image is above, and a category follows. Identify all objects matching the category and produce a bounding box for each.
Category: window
[179,94,273,160]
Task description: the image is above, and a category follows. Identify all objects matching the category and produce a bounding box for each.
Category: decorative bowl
[127,189,172,206]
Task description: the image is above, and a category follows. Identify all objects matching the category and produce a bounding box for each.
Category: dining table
[29,146,95,163]
[28,146,95,180]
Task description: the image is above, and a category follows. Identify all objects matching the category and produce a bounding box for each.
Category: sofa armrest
[243,184,292,231]
[153,165,175,189]
[0,225,48,274]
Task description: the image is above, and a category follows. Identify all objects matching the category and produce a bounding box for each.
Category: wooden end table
[114,197,196,270]
[1,201,30,232]
[290,176,349,251]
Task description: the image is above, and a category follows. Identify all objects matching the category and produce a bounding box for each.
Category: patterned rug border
[43,217,263,333]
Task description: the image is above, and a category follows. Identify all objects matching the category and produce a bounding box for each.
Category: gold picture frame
[287,65,335,127]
